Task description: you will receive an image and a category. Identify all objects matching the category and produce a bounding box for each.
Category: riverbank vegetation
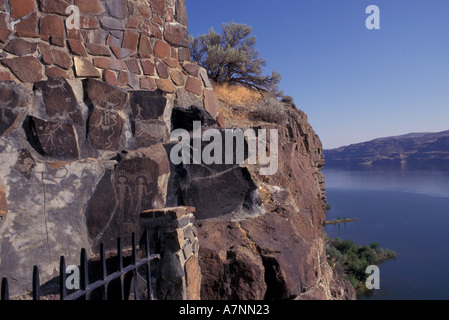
[325,235,397,295]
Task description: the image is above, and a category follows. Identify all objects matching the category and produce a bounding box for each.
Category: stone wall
[141,206,200,300]
[0,0,218,298]
[0,0,219,117]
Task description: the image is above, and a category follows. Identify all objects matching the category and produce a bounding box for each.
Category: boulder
[84,78,128,111]
[197,221,267,300]
[129,90,167,121]
[170,105,216,131]
[0,186,7,218]
[133,119,168,148]
[23,117,80,160]
[88,108,124,151]
[14,148,36,180]
[0,84,29,137]
[34,77,83,125]
[173,162,259,220]
[86,144,170,249]
[128,90,169,148]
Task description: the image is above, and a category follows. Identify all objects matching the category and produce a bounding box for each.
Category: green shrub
[325,236,397,294]
[335,239,355,253]
[361,249,378,265]
[190,22,282,95]
[370,242,381,249]
[326,244,346,265]
[256,96,288,124]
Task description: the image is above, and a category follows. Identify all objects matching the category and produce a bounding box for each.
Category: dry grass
[213,82,290,129]
[235,221,259,255]
[213,82,264,128]
[213,82,263,107]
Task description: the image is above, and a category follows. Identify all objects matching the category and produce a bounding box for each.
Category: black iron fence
[1,229,160,300]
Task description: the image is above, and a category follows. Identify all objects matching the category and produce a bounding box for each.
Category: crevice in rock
[261,255,288,300]
[170,105,217,132]
[81,79,95,141]
[22,116,46,157]
[40,171,52,265]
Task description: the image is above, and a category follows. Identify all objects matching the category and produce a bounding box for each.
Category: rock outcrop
[325,131,449,167]
[189,100,355,300]
[0,0,354,300]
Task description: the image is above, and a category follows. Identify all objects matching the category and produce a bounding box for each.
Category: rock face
[0,0,354,300]
[189,105,355,300]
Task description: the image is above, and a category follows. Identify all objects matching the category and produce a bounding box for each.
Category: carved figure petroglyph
[113,168,155,222]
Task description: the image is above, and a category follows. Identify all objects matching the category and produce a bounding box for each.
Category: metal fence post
[32,266,40,300]
[1,278,9,300]
[1,231,160,300]
[80,248,88,300]
[59,256,67,300]
[117,236,125,300]
[131,233,139,300]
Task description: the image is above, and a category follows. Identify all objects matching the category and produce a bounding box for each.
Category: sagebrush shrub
[256,96,288,124]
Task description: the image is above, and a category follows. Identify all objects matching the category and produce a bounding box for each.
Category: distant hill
[324,130,449,167]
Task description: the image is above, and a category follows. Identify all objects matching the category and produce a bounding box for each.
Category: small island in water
[324,218,358,225]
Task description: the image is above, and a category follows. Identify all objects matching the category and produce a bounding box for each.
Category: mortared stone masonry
[0,0,219,118]
[0,0,217,299]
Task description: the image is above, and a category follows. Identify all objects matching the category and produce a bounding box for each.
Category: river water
[323,165,449,300]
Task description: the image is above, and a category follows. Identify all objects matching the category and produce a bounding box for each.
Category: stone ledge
[140,206,195,219]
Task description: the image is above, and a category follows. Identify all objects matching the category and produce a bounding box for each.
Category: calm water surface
[323,166,449,300]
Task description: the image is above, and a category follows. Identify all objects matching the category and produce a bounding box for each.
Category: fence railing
[1,229,160,300]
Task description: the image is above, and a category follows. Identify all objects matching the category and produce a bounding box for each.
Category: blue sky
[186,0,449,149]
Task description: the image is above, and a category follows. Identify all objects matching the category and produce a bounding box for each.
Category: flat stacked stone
[140,206,201,300]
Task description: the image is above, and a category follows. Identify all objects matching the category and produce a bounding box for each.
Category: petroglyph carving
[115,174,133,222]
[129,90,167,121]
[88,109,124,151]
[35,77,83,125]
[85,78,127,111]
[32,118,80,159]
[113,166,156,221]
[134,103,144,120]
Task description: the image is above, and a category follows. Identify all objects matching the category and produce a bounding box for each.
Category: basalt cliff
[0,0,355,300]
[325,131,449,168]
